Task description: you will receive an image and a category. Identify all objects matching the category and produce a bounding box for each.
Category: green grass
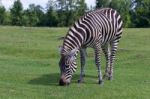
[0,26,150,99]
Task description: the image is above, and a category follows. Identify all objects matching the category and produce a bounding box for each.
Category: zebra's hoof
[83,74,85,77]
[103,74,108,79]
[77,80,81,83]
[98,80,103,85]
[77,79,84,83]
[108,76,113,80]
[103,74,113,80]
[103,74,109,80]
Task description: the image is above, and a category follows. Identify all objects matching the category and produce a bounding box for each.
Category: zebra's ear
[67,48,77,57]
[57,36,65,40]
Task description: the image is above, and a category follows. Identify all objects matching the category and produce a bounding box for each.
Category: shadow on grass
[28,73,97,86]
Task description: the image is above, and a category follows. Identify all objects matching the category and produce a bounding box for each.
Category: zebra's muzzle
[59,79,70,86]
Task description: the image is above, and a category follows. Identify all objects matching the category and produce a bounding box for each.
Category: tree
[96,0,111,8]
[56,0,87,26]
[46,0,58,26]
[76,0,87,16]
[132,0,150,27]
[0,6,5,25]
[34,5,45,26]
[10,0,23,26]
[3,11,11,25]
[23,4,44,26]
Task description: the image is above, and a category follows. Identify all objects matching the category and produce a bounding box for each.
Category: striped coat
[59,8,123,86]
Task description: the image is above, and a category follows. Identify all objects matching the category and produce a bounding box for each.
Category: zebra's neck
[62,25,85,55]
[61,40,80,56]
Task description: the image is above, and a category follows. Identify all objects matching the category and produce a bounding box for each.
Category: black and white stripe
[59,8,123,85]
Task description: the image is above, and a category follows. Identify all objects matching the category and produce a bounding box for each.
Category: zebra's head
[59,48,78,86]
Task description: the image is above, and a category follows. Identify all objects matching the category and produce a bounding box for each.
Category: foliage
[76,0,87,17]
[22,4,42,26]
[10,0,23,26]
[3,11,11,25]
[0,0,150,27]
[45,0,58,27]
[96,0,111,8]
[131,0,150,27]
[56,0,87,26]
[0,6,5,25]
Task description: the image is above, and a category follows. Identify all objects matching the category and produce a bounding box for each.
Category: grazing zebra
[59,8,123,86]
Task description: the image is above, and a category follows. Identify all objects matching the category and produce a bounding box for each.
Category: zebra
[59,8,123,86]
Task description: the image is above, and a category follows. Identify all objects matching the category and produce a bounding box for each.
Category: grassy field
[0,26,150,99]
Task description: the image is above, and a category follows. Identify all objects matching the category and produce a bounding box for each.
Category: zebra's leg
[108,40,119,80]
[78,48,86,83]
[102,44,111,80]
[94,45,103,84]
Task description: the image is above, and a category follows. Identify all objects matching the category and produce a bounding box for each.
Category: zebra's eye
[65,65,69,68]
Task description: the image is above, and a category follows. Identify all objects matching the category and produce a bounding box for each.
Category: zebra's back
[97,8,123,42]
[62,8,123,51]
